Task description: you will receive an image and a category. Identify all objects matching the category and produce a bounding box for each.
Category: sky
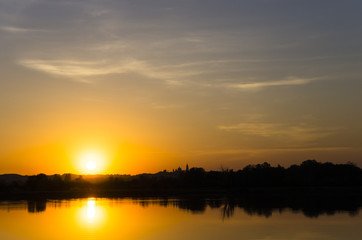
[1,0,362,174]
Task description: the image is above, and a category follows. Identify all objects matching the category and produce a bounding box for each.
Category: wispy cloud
[19,59,144,77]
[18,57,325,89]
[218,122,339,142]
[157,58,276,70]
[18,58,201,83]
[228,77,322,90]
[1,26,44,33]
[192,146,352,156]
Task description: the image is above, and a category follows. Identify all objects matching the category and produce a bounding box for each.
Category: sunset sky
[1,0,362,174]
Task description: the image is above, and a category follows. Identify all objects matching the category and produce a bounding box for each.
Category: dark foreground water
[0,197,361,240]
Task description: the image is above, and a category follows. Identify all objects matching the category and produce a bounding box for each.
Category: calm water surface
[0,198,361,240]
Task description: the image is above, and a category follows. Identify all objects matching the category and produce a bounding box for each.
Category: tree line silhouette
[1,160,362,196]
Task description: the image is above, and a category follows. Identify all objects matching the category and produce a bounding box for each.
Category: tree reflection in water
[17,194,362,220]
[133,194,362,219]
[27,199,47,213]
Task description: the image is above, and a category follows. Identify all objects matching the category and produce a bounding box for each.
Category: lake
[0,197,361,240]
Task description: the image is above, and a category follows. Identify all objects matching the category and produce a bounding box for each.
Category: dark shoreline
[2,186,362,200]
[2,160,362,202]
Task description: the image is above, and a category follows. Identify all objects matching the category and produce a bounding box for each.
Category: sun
[79,151,105,174]
[86,161,96,171]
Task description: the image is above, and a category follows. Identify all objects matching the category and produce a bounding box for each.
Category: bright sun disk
[86,161,96,171]
[79,151,105,174]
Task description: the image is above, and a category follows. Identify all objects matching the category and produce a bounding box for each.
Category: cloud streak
[228,77,322,90]
[1,26,45,33]
[193,147,352,156]
[18,58,201,84]
[218,122,339,142]
[18,58,324,89]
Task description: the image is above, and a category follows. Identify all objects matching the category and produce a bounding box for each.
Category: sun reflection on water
[76,198,106,229]
[87,199,96,221]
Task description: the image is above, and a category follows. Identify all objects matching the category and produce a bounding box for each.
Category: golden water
[0,198,361,240]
